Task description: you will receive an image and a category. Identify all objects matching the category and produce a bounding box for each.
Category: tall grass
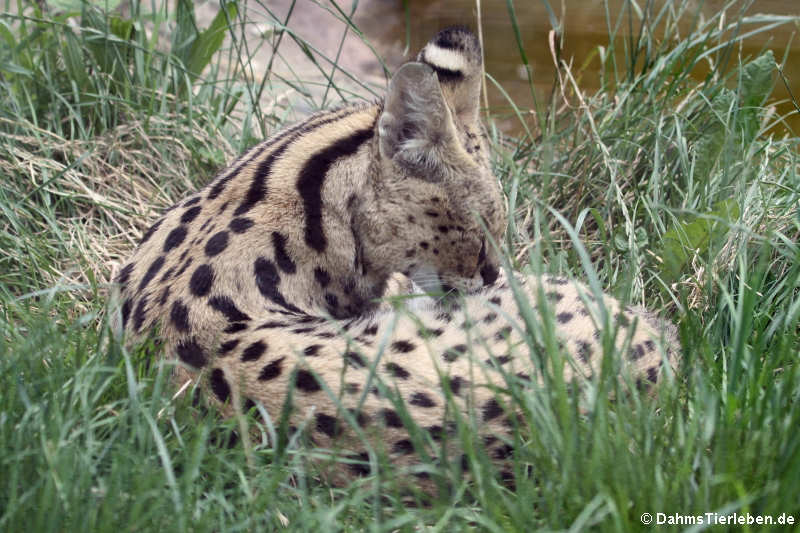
[1,0,799,530]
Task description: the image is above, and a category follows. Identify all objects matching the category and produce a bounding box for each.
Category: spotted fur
[111,28,679,488]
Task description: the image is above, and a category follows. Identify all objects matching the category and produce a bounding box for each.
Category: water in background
[360,0,800,136]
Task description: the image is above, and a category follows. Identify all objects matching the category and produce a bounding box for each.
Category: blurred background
[229,0,800,135]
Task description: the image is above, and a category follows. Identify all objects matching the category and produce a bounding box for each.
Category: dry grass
[1,114,236,297]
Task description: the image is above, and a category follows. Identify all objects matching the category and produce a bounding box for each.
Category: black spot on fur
[133,296,149,331]
[228,217,254,234]
[241,341,267,362]
[303,344,321,356]
[324,292,339,310]
[493,444,514,460]
[630,343,646,360]
[158,285,171,306]
[645,340,656,352]
[409,392,436,408]
[138,256,165,292]
[177,338,207,367]
[485,355,512,367]
[499,469,516,489]
[480,264,499,285]
[556,312,574,324]
[427,423,455,440]
[577,341,593,362]
[478,239,486,265]
[210,368,231,402]
[253,257,303,314]
[163,226,187,253]
[181,206,202,224]
[116,263,134,287]
[295,369,322,393]
[189,264,214,297]
[314,267,331,287]
[208,295,251,323]
[385,362,410,379]
[170,300,191,332]
[379,409,403,428]
[159,267,175,284]
[298,126,374,252]
[271,231,296,274]
[547,276,569,285]
[345,352,367,368]
[348,408,370,427]
[347,452,372,476]
[446,375,464,395]
[219,339,239,355]
[121,298,132,329]
[243,398,257,412]
[391,340,416,353]
[436,312,452,323]
[258,320,289,329]
[223,322,248,334]
[392,439,414,454]
[258,356,285,381]
[482,398,504,421]
[442,344,467,362]
[362,323,379,336]
[205,231,229,257]
[315,413,341,437]
[175,254,193,277]
[647,366,659,383]
[546,291,564,303]
[294,315,321,324]
[489,296,501,305]
[139,219,163,245]
[418,327,444,338]
[342,277,356,295]
[494,326,512,341]
[483,312,497,324]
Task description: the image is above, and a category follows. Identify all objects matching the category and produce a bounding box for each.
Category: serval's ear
[378,62,457,181]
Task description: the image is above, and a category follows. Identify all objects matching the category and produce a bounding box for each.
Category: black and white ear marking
[417,27,483,122]
[420,46,468,82]
[378,62,456,180]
